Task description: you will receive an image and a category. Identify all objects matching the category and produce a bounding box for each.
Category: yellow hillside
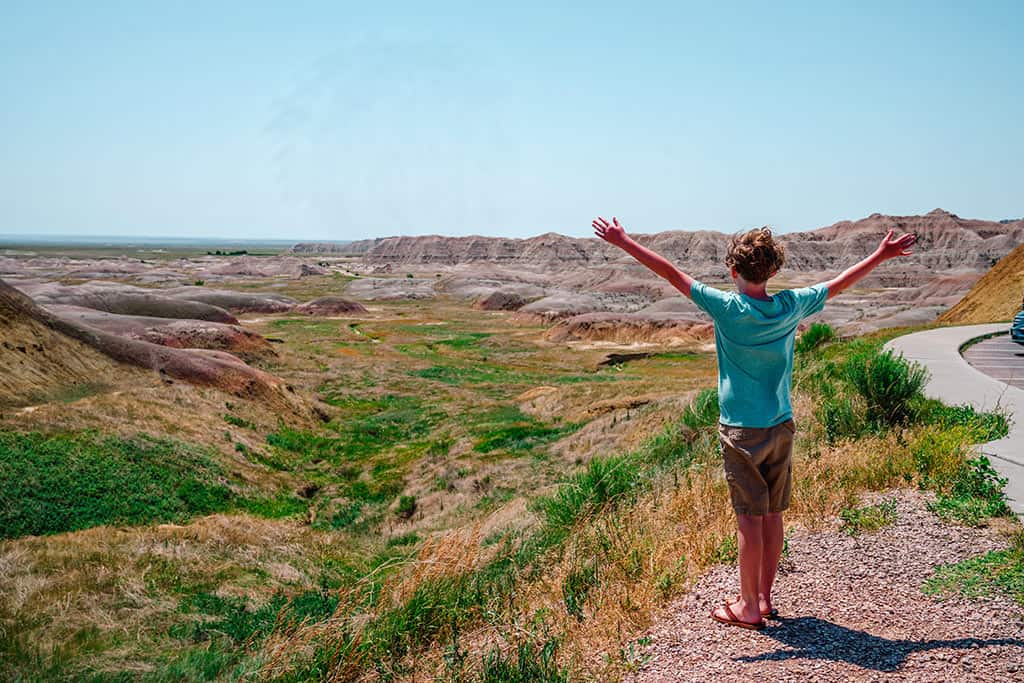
[940,241,1024,324]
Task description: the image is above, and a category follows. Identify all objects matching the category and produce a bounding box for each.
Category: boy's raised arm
[823,229,916,299]
[593,216,696,298]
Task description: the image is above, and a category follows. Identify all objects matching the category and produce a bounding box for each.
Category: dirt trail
[624,490,1024,682]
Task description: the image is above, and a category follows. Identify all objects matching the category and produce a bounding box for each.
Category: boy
[592,216,915,629]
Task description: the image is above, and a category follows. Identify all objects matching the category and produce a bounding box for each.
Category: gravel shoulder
[625,489,1024,682]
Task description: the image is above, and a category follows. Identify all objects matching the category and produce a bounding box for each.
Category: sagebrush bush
[816,395,866,444]
[845,350,929,426]
[796,322,836,354]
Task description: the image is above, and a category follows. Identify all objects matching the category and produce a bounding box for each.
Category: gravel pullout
[625,490,1024,682]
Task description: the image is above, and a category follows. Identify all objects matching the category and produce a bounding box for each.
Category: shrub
[845,350,929,426]
[816,395,866,444]
[796,322,835,354]
[839,499,897,535]
[929,456,1011,525]
[396,495,417,519]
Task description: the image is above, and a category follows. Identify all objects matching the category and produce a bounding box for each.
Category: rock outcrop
[20,282,239,324]
[293,297,369,315]
[545,312,714,345]
[163,287,298,313]
[475,291,528,311]
[0,279,288,402]
[292,210,1024,280]
[45,306,276,362]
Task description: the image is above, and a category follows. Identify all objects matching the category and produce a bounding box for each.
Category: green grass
[839,499,897,535]
[710,534,738,564]
[471,636,570,682]
[223,414,255,429]
[411,363,530,386]
[924,532,1024,606]
[266,394,440,466]
[175,588,339,644]
[795,322,836,354]
[680,388,719,431]
[0,431,234,539]
[236,493,308,519]
[926,455,1011,525]
[267,318,344,335]
[267,395,722,678]
[470,406,581,454]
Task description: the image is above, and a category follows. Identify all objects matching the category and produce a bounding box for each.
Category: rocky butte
[291,210,1024,335]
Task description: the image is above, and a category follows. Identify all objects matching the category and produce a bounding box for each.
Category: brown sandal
[711,602,766,630]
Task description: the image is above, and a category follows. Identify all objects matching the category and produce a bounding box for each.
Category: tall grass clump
[680,388,719,431]
[474,636,570,682]
[815,395,866,444]
[845,349,929,426]
[534,455,641,530]
[796,322,836,354]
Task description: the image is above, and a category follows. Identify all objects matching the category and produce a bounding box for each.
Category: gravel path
[625,490,1024,682]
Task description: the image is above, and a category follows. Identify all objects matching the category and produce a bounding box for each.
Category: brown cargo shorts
[719,419,795,516]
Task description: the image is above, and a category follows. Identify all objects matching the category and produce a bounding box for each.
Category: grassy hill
[940,242,1024,324]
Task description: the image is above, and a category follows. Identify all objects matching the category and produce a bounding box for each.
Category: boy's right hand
[875,229,917,261]
[592,216,628,247]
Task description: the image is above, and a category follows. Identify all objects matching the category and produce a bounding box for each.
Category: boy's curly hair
[726,227,785,284]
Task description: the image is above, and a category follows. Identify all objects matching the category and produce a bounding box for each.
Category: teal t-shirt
[690,281,829,428]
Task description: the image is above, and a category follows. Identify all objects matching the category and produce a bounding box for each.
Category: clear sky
[2,1,1022,241]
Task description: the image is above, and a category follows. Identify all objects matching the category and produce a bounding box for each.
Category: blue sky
[2,1,1021,240]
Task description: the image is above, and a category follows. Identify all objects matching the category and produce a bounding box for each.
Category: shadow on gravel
[735,616,1024,671]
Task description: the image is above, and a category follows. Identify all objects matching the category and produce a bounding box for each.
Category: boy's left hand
[876,229,917,260]
[593,216,628,246]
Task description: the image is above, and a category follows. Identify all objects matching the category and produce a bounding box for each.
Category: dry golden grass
[0,513,359,676]
[940,241,1024,324]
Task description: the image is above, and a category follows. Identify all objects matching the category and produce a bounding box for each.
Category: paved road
[963,333,1024,389]
[886,324,1024,518]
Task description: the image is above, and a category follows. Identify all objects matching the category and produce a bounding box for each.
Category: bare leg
[759,512,784,613]
[713,514,764,624]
